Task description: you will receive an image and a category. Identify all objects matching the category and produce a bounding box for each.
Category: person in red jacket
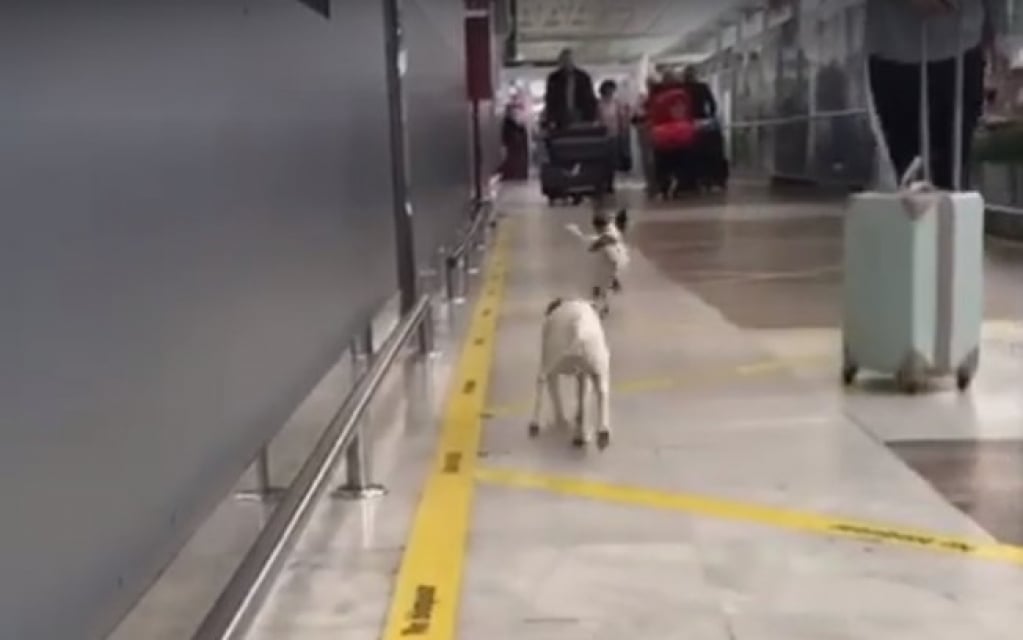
[643,75,699,197]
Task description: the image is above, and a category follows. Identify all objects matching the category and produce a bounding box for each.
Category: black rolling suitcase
[541,123,614,205]
[540,162,612,204]
[695,120,729,189]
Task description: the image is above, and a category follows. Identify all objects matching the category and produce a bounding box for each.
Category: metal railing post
[334,326,386,501]
[444,253,466,304]
[236,447,284,503]
[443,253,456,301]
[455,255,467,303]
[460,256,472,297]
[475,217,488,254]
[441,201,493,304]
[417,301,435,356]
[256,449,273,495]
[467,215,482,275]
[353,324,374,370]
[333,429,386,501]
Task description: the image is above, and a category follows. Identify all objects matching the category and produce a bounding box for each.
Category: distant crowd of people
[501,0,1013,195]
[537,49,718,132]
[504,48,724,194]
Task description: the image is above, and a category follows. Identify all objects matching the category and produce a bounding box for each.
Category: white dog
[528,297,612,450]
[565,209,629,316]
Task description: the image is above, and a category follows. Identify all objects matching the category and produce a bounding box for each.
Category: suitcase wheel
[895,370,923,395]
[841,362,858,386]
[955,366,975,392]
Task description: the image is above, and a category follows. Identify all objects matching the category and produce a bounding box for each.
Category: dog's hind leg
[528,375,544,437]
[572,373,588,447]
[594,372,611,451]
[547,374,568,430]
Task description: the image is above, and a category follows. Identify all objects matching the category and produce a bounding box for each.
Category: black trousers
[868,46,984,190]
[653,147,692,194]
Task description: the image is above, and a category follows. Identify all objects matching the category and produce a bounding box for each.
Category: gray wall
[0,1,475,637]
[405,0,474,264]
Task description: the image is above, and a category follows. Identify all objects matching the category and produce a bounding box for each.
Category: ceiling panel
[515,0,750,64]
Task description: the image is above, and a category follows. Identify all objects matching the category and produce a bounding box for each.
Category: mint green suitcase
[842,190,984,392]
[842,17,984,394]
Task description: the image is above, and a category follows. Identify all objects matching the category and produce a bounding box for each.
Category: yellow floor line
[380,229,508,640]
[475,466,1023,567]
[483,354,832,419]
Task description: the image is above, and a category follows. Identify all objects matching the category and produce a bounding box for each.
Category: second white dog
[528,297,612,449]
[565,209,630,316]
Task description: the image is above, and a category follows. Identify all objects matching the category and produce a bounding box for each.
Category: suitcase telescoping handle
[917,8,966,191]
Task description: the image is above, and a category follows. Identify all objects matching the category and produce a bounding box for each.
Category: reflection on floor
[632,212,843,328]
[889,439,1023,546]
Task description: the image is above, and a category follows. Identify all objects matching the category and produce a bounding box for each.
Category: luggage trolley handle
[917,9,967,191]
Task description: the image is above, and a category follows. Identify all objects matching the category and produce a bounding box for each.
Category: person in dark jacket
[681,65,728,190]
[500,100,529,181]
[681,65,718,120]
[543,48,598,131]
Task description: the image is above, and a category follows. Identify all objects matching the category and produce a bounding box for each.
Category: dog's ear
[591,213,609,231]
[544,298,563,316]
[614,209,628,233]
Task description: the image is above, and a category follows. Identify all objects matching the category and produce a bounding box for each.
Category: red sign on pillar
[464,5,494,101]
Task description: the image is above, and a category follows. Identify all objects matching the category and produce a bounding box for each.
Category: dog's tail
[564,223,588,243]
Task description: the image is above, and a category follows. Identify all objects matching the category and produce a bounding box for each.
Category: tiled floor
[246,181,1023,639]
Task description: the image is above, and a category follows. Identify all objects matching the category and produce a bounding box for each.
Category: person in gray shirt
[866,0,1008,189]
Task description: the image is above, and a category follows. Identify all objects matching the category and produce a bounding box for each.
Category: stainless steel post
[334,326,386,500]
[417,300,435,356]
[476,210,489,253]
[256,448,272,495]
[349,324,373,373]
[467,226,482,274]
[444,253,457,302]
[454,256,467,303]
[236,446,284,503]
[361,324,374,364]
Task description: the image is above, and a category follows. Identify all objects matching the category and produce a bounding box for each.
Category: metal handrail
[987,203,1023,216]
[447,198,492,265]
[192,294,434,640]
[727,107,867,129]
[443,199,493,302]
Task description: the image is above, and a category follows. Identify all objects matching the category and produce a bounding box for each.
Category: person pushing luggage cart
[680,66,729,191]
[641,75,700,198]
[538,49,615,205]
